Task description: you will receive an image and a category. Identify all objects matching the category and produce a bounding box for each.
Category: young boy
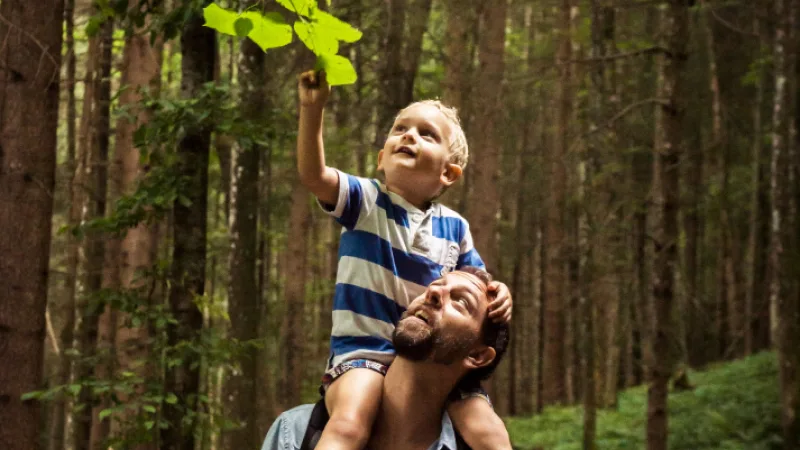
[297,70,513,450]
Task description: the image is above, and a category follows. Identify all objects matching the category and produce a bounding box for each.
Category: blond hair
[397,100,469,168]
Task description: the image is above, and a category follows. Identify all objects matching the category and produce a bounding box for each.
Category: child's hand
[487,281,512,323]
[298,70,330,108]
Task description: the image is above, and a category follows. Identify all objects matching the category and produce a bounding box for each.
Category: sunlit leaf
[245,11,293,51]
[202,3,237,36]
[295,21,338,55]
[315,53,357,86]
[312,10,362,43]
[233,17,253,37]
[276,0,316,16]
[99,409,112,420]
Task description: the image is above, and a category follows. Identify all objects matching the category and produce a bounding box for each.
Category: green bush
[506,352,781,450]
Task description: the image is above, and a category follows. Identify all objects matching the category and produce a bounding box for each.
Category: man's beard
[393,318,476,364]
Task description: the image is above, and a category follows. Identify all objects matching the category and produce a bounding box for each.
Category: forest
[0,0,798,449]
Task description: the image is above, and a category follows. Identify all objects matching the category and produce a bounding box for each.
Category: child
[297,70,513,450]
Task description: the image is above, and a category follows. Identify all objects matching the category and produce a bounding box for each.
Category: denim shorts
[320,358,491,406]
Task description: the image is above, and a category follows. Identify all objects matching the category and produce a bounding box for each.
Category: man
[261,267,511,450]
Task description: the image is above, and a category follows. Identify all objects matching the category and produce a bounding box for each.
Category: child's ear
[441,163,463,187]
[377,149,385,172]
[463,345,496,371]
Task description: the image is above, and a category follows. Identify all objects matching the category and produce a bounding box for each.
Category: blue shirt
[321,171,484,368]
[260,404,459,450]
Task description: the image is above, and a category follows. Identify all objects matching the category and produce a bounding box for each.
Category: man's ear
[377,149,385,172]
[463,345,496,371]
[440,163,463,187]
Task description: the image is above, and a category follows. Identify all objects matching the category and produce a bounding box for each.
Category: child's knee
[326,412,372,445]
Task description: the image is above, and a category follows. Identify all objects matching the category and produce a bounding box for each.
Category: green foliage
[202,1,362,85]
[506,353,781,450]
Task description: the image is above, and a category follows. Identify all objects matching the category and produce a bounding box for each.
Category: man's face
[393,272,490,364]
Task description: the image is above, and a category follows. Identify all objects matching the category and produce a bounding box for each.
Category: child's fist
[487,281,512,324]
[298,70,330,108]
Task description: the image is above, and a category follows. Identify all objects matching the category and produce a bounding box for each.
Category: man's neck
[368,358,462,450]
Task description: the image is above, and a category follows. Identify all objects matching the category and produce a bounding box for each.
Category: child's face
[377,104,462,207]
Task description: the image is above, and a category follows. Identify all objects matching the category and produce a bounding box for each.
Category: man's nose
[426,285,446,308]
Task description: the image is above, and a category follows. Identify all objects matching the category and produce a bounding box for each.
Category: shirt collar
[428,412,458,450]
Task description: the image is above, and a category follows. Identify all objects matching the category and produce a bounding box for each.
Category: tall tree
[647,1,688,449]
[372,0,407,148]
[162,4,215,449]
[0,1,64,449]
[768,1,800,447]
[224,1,264,446]
[542,0,572,406]
[74,17,114,450]
[106,10,163,446]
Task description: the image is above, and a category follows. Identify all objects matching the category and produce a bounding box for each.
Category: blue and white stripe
[321,170,485,368]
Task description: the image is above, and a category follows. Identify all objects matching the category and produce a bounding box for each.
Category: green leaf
[276,0,316,16]
[314,53,357,86]
[68,384,82,396]
[99,409,112,420]
[233,17,253,37]
[21,391,42,401]
[312,10,362,43]
[165,393,178,405]
[143,405,157,413]
[202,3,238,36]
[294,21,338,55]
[145,420,155,430]
[244,11,293,51]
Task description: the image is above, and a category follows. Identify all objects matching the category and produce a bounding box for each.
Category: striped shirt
[321,170,485,368]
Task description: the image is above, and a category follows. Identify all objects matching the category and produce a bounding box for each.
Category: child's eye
[393,125,406,133]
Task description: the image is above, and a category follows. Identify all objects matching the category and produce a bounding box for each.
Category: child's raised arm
[297,70,339,205]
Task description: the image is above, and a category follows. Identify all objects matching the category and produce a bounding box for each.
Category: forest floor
[506,352,781,450]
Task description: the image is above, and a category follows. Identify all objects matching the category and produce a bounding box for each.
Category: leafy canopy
[203,1,362,85]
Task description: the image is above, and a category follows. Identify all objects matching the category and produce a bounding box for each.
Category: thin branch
[571,46,668,64]
[710,8,758,37]
[46,307,61,356]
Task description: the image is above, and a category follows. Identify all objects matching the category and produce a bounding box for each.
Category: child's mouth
[394,146,415,157]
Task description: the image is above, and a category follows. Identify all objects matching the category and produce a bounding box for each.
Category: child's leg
[316,367,384,450]
[448,396,512,450]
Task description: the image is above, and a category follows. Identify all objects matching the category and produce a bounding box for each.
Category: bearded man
[261,267,511,450]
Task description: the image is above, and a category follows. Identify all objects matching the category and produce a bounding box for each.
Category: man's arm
[297,71,339,205]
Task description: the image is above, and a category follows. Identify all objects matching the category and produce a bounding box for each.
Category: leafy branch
[203,0,362,85]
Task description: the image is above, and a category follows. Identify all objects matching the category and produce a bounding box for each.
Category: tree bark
[543,0,571,406]
[74,17,113,450]
[162,6,215,449]
[373,0,407,148]
[224,14,263,448]
[279,186,311,409]
[400,0,433,104]
[769,2,800,447]
[0,1,64,449]
[646,1,688,449]
[108,14,163,447]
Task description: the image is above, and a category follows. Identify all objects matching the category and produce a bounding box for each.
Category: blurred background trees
[0,0,798,449]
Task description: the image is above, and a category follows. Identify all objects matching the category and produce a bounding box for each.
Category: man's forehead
[441,271,488,294]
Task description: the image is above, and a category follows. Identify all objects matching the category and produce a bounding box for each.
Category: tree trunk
[0,1,63,449]
[400,0,433,103]
[744,13,767,357]
[373,0,407,148]
[543,0,571,406]
[49,3,77,447]
[224,15,263,448]
[769,2,800,447]
[108,16,163,447]
[74,18,113,450]
[647,2,688,449]
[162,6,215,449]
[279,186,311,409]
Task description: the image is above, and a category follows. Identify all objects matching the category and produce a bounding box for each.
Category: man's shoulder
[261,404,315,450]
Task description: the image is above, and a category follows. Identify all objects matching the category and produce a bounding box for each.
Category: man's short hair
[456,267,510,384]
[398,100,469,168]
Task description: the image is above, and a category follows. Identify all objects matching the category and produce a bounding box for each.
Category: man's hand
[298,70,330,108]
[487,281,512,323]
